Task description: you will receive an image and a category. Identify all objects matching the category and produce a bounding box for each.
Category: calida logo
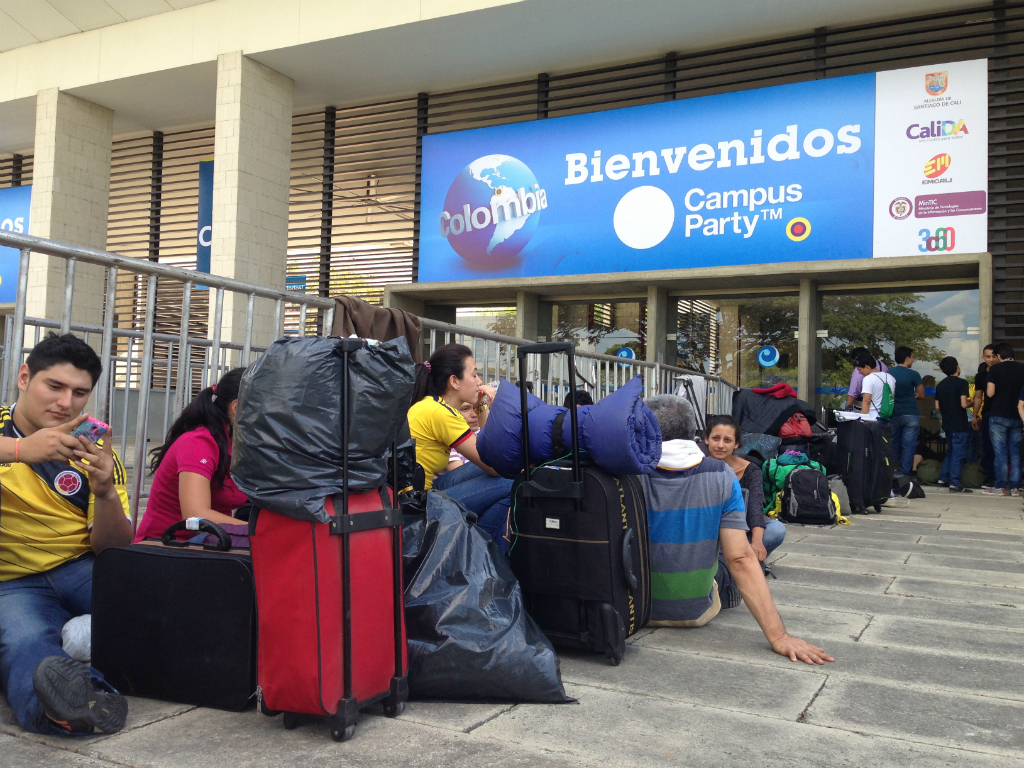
[906,120,969,140]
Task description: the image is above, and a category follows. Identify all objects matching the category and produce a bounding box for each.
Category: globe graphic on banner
[442,155,542,267]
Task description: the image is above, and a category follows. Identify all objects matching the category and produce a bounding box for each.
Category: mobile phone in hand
[70,417,109,443]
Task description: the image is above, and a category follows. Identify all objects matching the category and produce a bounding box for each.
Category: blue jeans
[981,416,994,480]
[0,554,109,735]
[761,519,786,555]
[940,432,970,487]
[888,414,919,475]
[987,416,1022,489]
[433,463,514,552]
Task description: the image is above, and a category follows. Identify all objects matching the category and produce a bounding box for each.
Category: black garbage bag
[232,336,415,523]
[401,491,573,704]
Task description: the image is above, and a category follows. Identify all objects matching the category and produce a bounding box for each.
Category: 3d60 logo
[918,227,955,253]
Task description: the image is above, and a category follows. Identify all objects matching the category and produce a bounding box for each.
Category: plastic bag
[232,336,415,523]
[61,614,91,663]
[401,491,573,703]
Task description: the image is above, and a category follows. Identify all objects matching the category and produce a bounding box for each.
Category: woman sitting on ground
[408,344,513,548]
[704,415,786,561]
[135,368,248,542]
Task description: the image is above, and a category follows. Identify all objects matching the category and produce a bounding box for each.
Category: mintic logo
[925,71,948,96]
[924,153,951,179]
[889,198,912,220]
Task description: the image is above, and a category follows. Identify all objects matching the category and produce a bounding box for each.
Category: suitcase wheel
[283,712,302,731]
[331,725,356,742]
[383,701,405,718]
[873,504,883,513]
[606,650,622,666]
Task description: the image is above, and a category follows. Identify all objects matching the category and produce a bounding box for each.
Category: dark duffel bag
[509,343,651,666]
[835,419,894,514]
[92,520,257,711]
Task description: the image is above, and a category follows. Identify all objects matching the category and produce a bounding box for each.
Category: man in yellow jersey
[0,334,132,735]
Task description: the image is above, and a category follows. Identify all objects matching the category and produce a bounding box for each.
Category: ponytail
[411,344,472,403]
[149,367,245,488]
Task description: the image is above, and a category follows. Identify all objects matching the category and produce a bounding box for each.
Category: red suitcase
[251,486,407,741]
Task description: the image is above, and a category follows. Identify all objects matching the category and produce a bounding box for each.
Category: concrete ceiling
[1,0,987,152]
[0,0,212,52]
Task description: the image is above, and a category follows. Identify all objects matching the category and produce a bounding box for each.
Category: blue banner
[0,185,30,303]
[420,74,876,282]
[196,160,213,275]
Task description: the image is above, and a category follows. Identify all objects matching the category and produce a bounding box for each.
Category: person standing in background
[973,344,997,489]
[888,346,924,476]
[984,343,1024,496]
[845,347,889,410]
[934,356,973,494]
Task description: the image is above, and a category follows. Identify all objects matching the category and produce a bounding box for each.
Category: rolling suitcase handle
[517,342,583,505]
[162,519,232,551]
[325,338,407,739]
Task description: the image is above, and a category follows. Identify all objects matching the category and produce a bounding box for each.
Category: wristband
[185,517,203,531]
[14,438,19,463]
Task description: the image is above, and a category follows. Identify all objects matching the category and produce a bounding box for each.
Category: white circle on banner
[613,186,674,250]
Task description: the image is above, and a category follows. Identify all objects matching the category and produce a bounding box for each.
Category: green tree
[821,293,945,367]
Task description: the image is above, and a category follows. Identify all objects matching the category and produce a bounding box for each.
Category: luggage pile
[732,384,845,526]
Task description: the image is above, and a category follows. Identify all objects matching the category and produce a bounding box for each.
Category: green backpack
[871,373,895,419]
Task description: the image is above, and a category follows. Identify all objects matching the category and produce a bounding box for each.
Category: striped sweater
[639,440,747,623]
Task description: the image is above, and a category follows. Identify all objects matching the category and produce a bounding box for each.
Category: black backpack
[781,466,837,525]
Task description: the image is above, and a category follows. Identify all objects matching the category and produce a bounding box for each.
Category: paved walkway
[3,491,1024,767]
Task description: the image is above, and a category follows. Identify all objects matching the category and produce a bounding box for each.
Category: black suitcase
[835,420,894,514]
[92,519,257,711]
[508,342,651,665]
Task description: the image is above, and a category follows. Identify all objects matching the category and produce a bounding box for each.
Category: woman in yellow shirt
[408,344,513,551]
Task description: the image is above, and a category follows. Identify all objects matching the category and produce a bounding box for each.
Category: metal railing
[0,230,737,523]
[418,319,737,416]
[0,231,335,525]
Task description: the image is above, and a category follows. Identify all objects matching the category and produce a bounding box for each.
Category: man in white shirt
[856,354,896,419]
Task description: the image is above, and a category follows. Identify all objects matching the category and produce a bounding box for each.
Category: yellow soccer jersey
[408,397,473,490]
[0,406,130,581]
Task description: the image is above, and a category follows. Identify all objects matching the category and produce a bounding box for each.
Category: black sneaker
[33,656,127,735]
[936,480,950,488]
[719,581,742,610]
[949,485,973,494]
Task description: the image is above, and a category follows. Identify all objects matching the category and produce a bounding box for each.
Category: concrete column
[516,291,553,342]
[211,52,293,348]
[979,252,993,349]
[719,301,741,386]
[645,286,673,364]
[797,279,822,409]
[27,89,113,325]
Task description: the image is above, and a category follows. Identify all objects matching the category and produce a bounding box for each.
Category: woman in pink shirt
[135,368,248,542]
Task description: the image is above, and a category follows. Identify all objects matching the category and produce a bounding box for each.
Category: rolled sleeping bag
[477,375,662,477]
[476,379,547,478]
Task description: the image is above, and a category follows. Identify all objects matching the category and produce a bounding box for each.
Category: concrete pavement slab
[0,734,115,767]
[706,603,873,643]
[917,534,1024,552]
[888,576,1024,605]
[764,562,896,594]
[908,552,1024,572]
[778,552,1024,588]
[767,581,1024,629]
[397,700,518,733]
[804,677,1024,756]
[557,645,825,720]
[94,704,589,768]
[636,623,1024,700]
[474,682,1024,768]
[859,614,1024,660]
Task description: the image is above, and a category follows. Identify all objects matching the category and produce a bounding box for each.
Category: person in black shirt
[934,357,973,493]
[985,343,1024,495]
[972,343,997,481]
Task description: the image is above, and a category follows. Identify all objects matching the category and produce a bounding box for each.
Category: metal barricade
[418,318,736,418]
[0,231,335,525]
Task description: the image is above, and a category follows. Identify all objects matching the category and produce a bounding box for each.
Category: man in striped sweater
[641,396,833,665]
